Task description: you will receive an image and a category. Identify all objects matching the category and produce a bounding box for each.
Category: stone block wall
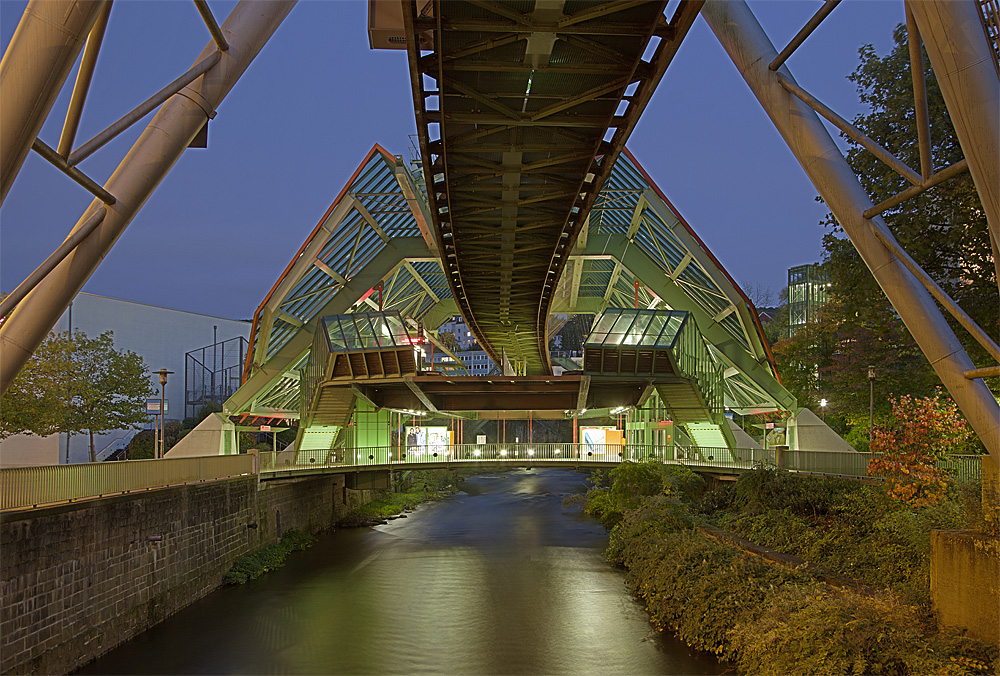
[0,478,258,675]
[930,529,1000,644]
[0,472,379,675]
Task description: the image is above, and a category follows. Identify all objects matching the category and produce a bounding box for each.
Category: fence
[0,455,254,511]
[2,447,985,511]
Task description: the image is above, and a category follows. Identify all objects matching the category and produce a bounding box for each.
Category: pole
[0,0,104,204]
[0,0,297,394]
[907,0,1000,291]
[869,365,875,441]
[702,0,1000,462]
[160,380,166,459]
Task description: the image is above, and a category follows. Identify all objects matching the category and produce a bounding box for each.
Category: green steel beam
[584,233,798,413]
[226,237,431,415]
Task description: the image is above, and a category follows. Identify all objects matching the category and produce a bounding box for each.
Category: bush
[583,460,704,528]
[732,466,859,517]
[730,586,997,675]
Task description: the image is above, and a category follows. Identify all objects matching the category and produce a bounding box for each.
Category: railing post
[774,445,788,470]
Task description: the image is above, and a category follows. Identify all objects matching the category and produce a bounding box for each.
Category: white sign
[146,399,168,414]
[477,435,486,445]
[260,425,271,432]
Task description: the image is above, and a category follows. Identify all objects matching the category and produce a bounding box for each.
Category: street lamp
[153,369,173,459]
[868,365,875,440]
[819,398,828,421]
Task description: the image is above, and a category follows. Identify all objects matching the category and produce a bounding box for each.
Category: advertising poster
[405,426,450,454]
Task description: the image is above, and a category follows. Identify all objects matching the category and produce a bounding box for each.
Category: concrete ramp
[164,413,236,457]
[793,408,858,452]
[728,419,762,449]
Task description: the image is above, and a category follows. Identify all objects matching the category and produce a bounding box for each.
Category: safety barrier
[2,448,984,511]
[0,455,255,511]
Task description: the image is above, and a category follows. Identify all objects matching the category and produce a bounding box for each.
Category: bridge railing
[0,455,255,511]
[1,448,983,512]
[257,444,984,484]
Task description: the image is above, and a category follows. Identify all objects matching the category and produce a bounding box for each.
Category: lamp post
[868,365,875,440]
[819,398,828,422]
[153,369,173,459]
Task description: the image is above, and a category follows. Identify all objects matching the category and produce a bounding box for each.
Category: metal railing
[0,454,254,511]
[257,444,985,484]
[2,446,984,512]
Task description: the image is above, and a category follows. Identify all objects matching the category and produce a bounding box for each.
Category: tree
[1,330,153,461]
[822,23,997,377]
[867,390,973,508]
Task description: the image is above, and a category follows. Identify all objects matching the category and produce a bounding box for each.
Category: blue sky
[0,0,904,320]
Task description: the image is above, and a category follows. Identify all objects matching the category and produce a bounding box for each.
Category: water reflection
[78,469,725,675]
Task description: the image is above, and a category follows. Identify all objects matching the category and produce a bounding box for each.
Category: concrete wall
[0,293,250,466]
[930,529,1000,644]
[0,434,59,469]
[0,473,376,675]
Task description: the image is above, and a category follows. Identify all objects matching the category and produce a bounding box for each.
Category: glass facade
[787,264,829,334]
[321,312,411,352]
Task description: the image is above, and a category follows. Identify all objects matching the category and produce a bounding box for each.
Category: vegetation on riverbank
[337,468,467,527]
[577,462,997,675]
[223,529,317,585]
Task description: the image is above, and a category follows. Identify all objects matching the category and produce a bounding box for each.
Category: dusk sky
[0,0,905,321]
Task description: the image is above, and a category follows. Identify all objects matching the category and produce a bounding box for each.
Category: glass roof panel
[586,310,621,345]
[605,312,639,346]
[622,312,653,345]
[321,312,410,352]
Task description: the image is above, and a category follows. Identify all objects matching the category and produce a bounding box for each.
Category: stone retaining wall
[0,473,374,675]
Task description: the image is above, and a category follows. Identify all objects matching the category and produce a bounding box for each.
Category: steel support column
[702,0,1000,461]
[907,0,1000,296]
[0,0,104,204]
[0,0,296,394]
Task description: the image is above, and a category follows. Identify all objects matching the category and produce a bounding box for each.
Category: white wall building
[0,293,250,467]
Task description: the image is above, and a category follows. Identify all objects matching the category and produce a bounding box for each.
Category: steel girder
[232,146,793,419]
[703,0,1000,459]
[402,0,703,375]
[0,0,296,394]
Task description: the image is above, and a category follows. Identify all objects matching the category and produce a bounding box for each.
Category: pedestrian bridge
[0,448,983,512]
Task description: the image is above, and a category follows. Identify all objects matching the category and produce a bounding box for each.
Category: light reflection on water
[78,469,727,675]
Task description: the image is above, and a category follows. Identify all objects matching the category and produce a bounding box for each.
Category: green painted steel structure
[226,144,796,454]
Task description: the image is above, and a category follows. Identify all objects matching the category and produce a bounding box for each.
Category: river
[77,468,726,675]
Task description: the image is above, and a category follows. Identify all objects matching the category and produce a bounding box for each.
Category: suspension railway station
[161,142,808,475]
[2,2,999,672]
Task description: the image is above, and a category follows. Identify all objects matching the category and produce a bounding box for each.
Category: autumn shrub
[868,390,974,507]
[611,524,811,659]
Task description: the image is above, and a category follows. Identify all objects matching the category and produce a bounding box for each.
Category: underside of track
[404,0,703,375]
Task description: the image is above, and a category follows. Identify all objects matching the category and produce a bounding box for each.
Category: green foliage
[731,464,857,517]
[731,586,997,676]
[591,464,997,673]
[1,330,153,461]
[337,469,457,526]
[224,529,316,584]
[583,461,704,528]
[720,468,968,603]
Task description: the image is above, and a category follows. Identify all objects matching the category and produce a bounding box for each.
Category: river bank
[580,462,998,675]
